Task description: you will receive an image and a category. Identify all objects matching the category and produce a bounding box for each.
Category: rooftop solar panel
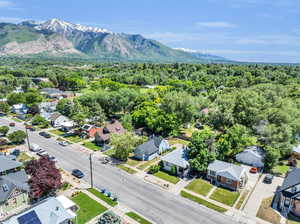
[17,210,42,224]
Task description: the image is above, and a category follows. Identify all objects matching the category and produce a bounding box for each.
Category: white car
[58,141,69,146]
[30,144,40,152]
[37,150,48,157]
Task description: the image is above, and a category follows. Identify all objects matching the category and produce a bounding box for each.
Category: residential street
[0,117,239,224]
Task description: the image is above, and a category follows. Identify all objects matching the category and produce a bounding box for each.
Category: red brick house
[207,160,248,191]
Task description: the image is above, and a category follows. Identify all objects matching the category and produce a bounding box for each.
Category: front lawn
[17,152,34,163]
[180,191,227,213]
[83,141,101,151]
[49,129,65,136]
[87,188,118,207]
[117,165,137,174]
[126,212,152,224]
[137,157,160,170]
[104,148,115,156]
[210,188,240,207]
[256,197,281,224]
[71,192,107,224]
[235,190,249,209]
[153,171,180,184]
[64,134,83,143]
[273,160,289,175]
[185,179,214,196]
[126,157,142,167]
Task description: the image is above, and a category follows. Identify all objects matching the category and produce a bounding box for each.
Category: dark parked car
[9,122,15,127]
[39,131,51,138]
[0,113,6,117]
[72,169,84,178]
[264,174,274,184]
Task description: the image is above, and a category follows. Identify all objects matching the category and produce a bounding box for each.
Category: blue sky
[0,0,300,63]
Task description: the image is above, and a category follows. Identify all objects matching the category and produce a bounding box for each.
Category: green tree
[188,127,216,173]
[32,115,49,127]
[8,130,26,144]
[0,126,9,136]
[264,146,280,171]
[24,91,43,107]
[7,93,25,105]
[56,98,74,116]
[0,102,9,113]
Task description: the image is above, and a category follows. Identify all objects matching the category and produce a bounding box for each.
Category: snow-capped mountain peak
[33,18,111,34]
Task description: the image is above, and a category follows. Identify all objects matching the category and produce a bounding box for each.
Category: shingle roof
[208,160,245,181]
[161,147,189,168]
[280,168,300,191]
[135,136,163,156]
[2,197,75,224]
[0,170,29,203]
[95,120,125,142]
[0,155,22,173]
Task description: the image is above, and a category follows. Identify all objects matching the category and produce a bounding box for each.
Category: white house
[49,112,72,128]
[39,101,58,113]
[161,147,190,177]
[11,104,28,115]
[235,146,265,168]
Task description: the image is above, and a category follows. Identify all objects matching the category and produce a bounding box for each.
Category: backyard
[185,179,214,196]
[210,188,240,207]
[71,192,107,224]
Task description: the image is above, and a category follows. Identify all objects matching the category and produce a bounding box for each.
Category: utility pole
[25,126,31,151]
[89,153,94,188]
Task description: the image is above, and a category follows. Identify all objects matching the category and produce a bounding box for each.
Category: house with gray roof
[275,168,300,218]
[2,196,76,224]
[235,146,265,168]
[0,156,29,218]
[207,160,247,191]
[134,136,169,161]
[161,147,190,177]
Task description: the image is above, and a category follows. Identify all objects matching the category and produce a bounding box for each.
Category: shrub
[148,164,160,174]
[98,211,121,224]
[170,165,177,176]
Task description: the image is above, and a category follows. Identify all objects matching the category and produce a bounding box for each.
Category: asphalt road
[1,117,239,224]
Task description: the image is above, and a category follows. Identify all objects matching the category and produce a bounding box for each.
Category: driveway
[243,173,283,217]
[0,117,238,224]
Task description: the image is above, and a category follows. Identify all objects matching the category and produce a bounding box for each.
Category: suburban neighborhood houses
[0,63,300,224]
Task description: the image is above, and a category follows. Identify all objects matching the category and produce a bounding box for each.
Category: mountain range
[0,18,230,63]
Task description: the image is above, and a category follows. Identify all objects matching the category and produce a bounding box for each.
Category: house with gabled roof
[134,136,169,161]
[275,168,300,218]
[0,156,29,218]
[235,146,265,168]
[207,160,248,191]
[94,120,125,146]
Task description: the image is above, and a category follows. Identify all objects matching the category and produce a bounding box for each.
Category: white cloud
[195,21,236,28]
[0,0,13,8]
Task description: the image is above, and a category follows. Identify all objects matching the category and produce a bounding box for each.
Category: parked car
[0,113,6,117]
[25,125,35,131]
[264,174,274,184]
[72,169,84,178]
[11,149,21,157]
[9,122,15,127]
[39,131,51,138]
[48,156,57,162]
[37,150,48,157]
[58,141,69,146]
[30,144,40,152]
[250,167,258,174]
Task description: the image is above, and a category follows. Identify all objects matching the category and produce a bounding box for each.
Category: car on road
[263,174,274,184]
[30,144,40,152]
[0,113,6,117]
[37,150,48,157]
[39,131,51,138]
[48,156,57,162]
[58,141,69,146]
[250,167,258,174]
[9,122,15,127]
[72,169,84,178]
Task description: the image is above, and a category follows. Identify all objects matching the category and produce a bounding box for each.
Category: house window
[226,178,233,185]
